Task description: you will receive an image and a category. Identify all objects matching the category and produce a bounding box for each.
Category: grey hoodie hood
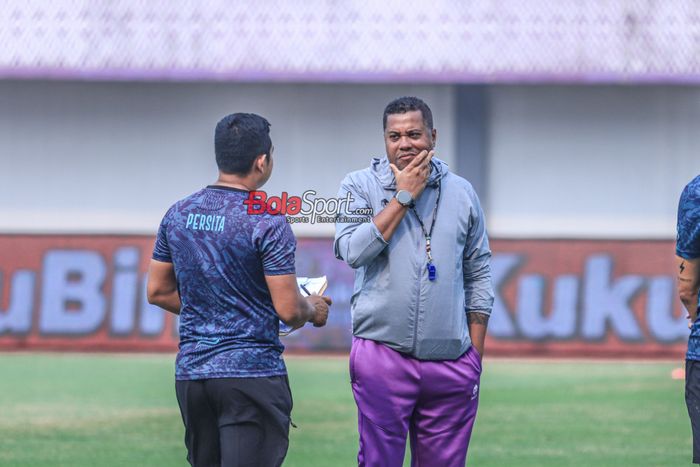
[370,156,449,190]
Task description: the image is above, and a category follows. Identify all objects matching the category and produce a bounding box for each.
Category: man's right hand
[306,295,332,327]
[390,150,434,200]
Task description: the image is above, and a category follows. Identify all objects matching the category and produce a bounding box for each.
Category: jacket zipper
[385,185,423,354]
[411,213,423,355]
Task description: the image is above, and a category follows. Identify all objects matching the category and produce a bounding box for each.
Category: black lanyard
[409,179,441,281]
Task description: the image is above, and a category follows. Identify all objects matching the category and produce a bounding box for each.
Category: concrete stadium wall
[488,85,700,239]
[2,81,698,239]
[0,80,456,237]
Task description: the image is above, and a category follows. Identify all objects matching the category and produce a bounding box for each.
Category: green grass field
[0,354,692,466]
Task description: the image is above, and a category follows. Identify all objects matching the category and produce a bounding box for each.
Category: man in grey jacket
[334,96,494,467]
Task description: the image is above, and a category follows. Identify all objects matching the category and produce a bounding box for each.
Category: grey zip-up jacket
[334,156,494,360]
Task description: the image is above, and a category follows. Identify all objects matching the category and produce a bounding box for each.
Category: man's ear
[254,153,267,172]
[431,128,437,148]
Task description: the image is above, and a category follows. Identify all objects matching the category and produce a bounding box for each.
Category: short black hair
[214,113,272,175]
[382,96,434,131]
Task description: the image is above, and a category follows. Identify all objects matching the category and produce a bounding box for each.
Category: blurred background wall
[2,0,699,356]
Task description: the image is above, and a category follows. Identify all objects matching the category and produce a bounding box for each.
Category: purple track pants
[350,337,482,467]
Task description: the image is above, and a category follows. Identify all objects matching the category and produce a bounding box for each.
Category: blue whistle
[427,263,437,281]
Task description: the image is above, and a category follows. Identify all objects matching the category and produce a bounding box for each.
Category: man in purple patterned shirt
[147,113,331,467]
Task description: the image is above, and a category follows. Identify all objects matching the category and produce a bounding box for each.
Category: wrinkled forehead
[384,110,427,133]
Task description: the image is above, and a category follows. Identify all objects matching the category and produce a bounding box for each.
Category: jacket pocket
[349,338,359,384]
[469,345,483,374]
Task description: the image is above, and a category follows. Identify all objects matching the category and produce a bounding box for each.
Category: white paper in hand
[279,276,328,336]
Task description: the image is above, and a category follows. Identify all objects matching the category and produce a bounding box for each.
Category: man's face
[384,110,436,171]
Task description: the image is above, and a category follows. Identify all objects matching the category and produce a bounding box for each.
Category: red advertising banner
[0,235,687,358]
[486,240,684,358]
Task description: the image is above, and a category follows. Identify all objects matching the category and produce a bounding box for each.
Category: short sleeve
[677,178,700,259]
[152,212,173,263]
[254,215,296,275]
